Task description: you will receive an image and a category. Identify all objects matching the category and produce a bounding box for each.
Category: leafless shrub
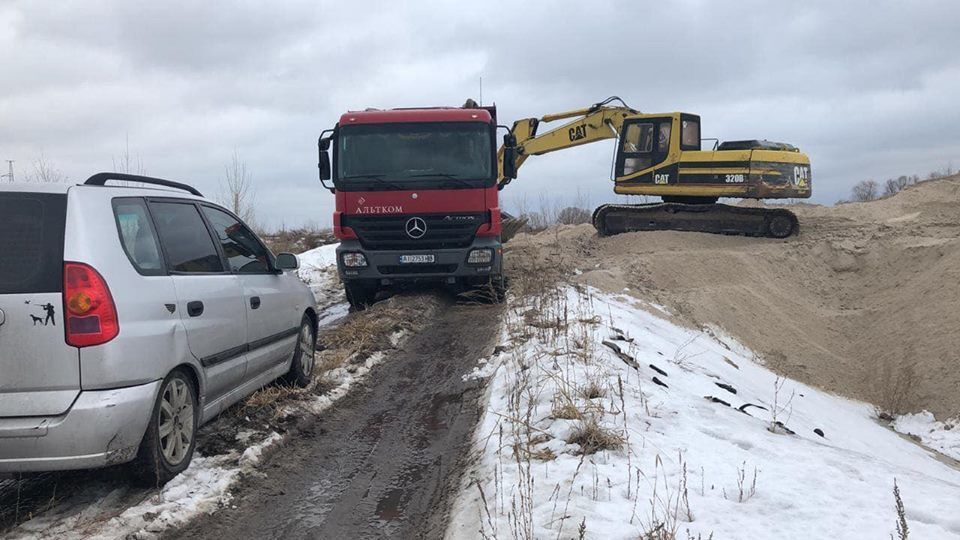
[851,179,879,202]
[557,206,592,225]
[722,462,757,503]
[768,376,796,434]
[26,153,68,183]
[883,176,911,197]
[874,360,918,419]
[567,417,624,455]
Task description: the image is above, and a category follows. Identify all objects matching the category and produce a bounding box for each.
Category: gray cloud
[2,0,958,228]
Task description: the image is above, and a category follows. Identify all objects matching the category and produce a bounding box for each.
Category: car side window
[200,206,272,274]
[113,198,164,275]
[150,202,224,273]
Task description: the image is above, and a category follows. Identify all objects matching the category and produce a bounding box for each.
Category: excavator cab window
[657,123,671,153]
[680,115,701,150]
[618,118,674,177]
[620,123,654,175]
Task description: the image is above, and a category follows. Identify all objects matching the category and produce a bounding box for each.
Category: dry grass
[579,379,607,400]
[551,397,585,420]
[567,417,625,455]
[240,383,310,421]
[259,226,334,254]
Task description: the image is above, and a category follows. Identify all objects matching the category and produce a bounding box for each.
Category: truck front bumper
[0,381,159,472]
[336,237,502,283]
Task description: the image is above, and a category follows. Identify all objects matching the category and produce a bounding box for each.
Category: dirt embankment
[510,176,960,419]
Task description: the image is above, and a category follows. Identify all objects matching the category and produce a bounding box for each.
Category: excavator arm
[498,97,638,187]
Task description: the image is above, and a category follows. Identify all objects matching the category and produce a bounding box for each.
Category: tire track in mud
[166,299,504,540]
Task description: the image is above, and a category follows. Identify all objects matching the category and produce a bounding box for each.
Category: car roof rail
[83,172,204,197]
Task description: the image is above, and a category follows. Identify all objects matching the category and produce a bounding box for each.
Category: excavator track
[591,202,799,239]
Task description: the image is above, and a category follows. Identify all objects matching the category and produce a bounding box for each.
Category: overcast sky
[2,1,958,229]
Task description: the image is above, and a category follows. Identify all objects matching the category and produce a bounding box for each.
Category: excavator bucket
[500,212,528,243]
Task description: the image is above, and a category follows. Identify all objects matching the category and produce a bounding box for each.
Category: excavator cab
[614,113,700,182]
[611,111,810,206]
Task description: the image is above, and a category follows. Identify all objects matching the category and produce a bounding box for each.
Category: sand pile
[510,176,960,419]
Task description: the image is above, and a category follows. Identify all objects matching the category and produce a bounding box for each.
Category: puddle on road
[375,487,405,521]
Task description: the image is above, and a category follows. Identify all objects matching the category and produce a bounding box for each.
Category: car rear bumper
[0,380,159,472]
[336,237,502,282]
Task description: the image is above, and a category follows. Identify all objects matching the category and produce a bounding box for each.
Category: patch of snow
[298,242,339,272]
[239,432,283,468]
[894,411,960,462]
[447,286,960,540]
[462,357,497,382]
[11,455,241,540]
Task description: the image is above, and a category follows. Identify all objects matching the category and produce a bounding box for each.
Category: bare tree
[113,135,146,175]
[883,176,909,198]
[27,153,68,183]
[850,179,879,202]
[219,150,256,225]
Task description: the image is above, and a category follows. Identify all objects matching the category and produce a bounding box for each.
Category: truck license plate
[399,254,435,264]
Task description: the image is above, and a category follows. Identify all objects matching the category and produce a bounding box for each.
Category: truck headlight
[342,252,368,268]
[467,248,493,265]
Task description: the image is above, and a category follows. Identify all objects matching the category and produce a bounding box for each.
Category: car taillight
[63,262,119,347]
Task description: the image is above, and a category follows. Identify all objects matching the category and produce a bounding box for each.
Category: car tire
[344,281,378,310]
[132,368,198,486]
[282,315,316,388]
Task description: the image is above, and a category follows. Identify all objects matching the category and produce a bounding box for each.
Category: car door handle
[187,301,204,317]
[250,296,261,310]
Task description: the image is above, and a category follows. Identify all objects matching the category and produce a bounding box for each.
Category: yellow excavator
[497,97,812,238]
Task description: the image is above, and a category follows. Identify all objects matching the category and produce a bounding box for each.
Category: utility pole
[1,160,13,182]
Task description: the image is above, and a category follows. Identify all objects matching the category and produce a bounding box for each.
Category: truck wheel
[282,315,316,387]
[132,368,198,486]
[345,281,378,310]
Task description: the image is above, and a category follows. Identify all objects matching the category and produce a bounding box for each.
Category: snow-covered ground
[895,412,960,463]
[298,243,348,327]
[5,243,353,540]
[448,286,960,539]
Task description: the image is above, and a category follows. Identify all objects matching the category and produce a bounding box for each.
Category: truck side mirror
[318,137,331,181]
[501,133,518,180]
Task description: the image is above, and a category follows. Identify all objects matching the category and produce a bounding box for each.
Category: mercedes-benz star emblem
[405,217,427,239]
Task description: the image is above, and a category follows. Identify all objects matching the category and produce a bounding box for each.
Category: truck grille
[343,213,486,251]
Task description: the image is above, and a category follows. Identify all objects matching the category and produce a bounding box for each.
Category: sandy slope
[509,176,960,419]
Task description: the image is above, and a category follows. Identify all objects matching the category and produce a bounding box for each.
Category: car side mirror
[275,252,299,270]
[501,133,518,180]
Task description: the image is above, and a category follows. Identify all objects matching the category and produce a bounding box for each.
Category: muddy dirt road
[167,299,503,540]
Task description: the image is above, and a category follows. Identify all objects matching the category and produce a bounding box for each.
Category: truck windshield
[337,122,493,189]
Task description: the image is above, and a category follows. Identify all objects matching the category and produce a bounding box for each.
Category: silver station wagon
[0,173,317,484]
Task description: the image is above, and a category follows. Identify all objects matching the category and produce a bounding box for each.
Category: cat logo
[654,173,670,185]
[568,124,588,142]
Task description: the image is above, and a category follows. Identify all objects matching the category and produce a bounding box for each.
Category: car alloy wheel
[158,378,195,466]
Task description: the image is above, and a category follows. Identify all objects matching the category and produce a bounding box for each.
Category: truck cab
[318,104,505,308]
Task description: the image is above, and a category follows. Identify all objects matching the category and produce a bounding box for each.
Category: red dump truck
[317,102,517,308]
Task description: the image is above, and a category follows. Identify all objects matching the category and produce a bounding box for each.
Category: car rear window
[0,192,67,294]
